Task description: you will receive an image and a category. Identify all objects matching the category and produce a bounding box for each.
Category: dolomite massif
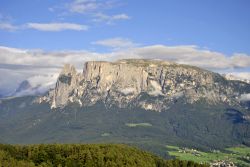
[39,59,250,112]
[1,59,250,157]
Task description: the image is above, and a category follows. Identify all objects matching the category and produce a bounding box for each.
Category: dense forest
[0,144,208,167]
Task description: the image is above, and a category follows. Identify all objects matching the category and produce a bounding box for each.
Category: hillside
[0,144,208,167]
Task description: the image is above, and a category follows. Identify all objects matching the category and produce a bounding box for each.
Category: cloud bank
[128,45,250,70]
[1,45,250,71]
[0,44,250,96]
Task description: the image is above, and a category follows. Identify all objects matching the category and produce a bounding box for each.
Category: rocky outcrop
[51,64,83,108]
[39,59,250,111]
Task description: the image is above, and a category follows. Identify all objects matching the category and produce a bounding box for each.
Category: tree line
[0,143,208,167]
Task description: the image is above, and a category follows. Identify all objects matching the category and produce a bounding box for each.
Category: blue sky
[0,0,250,54]
[0,0,250,95]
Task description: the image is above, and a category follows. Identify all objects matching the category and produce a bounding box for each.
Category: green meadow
[125,123,153,127]
[166,145,250,167]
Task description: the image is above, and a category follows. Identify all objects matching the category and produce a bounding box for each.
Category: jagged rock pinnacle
[51,64,80,108]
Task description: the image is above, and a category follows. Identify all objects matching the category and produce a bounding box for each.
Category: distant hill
[12,74,58,97]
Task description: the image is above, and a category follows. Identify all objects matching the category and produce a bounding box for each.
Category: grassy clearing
[166,145,250,167]
[125,123,152,127]
[101,133,110,137]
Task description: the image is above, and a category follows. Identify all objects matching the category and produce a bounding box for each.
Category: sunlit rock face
[39,59,250,111]
[50,64,83,109]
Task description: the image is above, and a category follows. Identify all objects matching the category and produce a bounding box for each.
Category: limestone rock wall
[41,59,250,111]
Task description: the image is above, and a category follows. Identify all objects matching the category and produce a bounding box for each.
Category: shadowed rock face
[40,59,250,111]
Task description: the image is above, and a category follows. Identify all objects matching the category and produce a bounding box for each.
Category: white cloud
[118,45,250,70]
[224,72,250,81]
[0,14,17,31]
[93,13,130,24]
[61,0,130,24]
[230,72,250,80]
[112,14,130,20]
[1,45,250,71]
[66,0,115,14]
[0,46,109,69]
[67,0,99,13]
[0,46,111,95]
[0,22,89,32]
[230,53,250,68]
[0,67,60,96]
[26,22,88,31]
[240,94,250,101]
[93,38,138,49]
[224,72,250,83]
[13,74,59,97]
[0,44,250,96]
[0,23,17,31]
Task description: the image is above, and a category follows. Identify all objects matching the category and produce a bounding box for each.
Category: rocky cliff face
[39,59,250,111]
[50,64,83,109]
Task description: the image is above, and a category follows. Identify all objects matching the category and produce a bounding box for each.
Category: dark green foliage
[0,144,208,167]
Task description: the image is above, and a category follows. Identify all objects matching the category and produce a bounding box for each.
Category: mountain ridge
[38,59,250,113]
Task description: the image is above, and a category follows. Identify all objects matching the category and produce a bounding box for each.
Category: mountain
[11,74,58,97]
[14,80,32,94]
[0,59,250,158]
[40,59,250,112]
